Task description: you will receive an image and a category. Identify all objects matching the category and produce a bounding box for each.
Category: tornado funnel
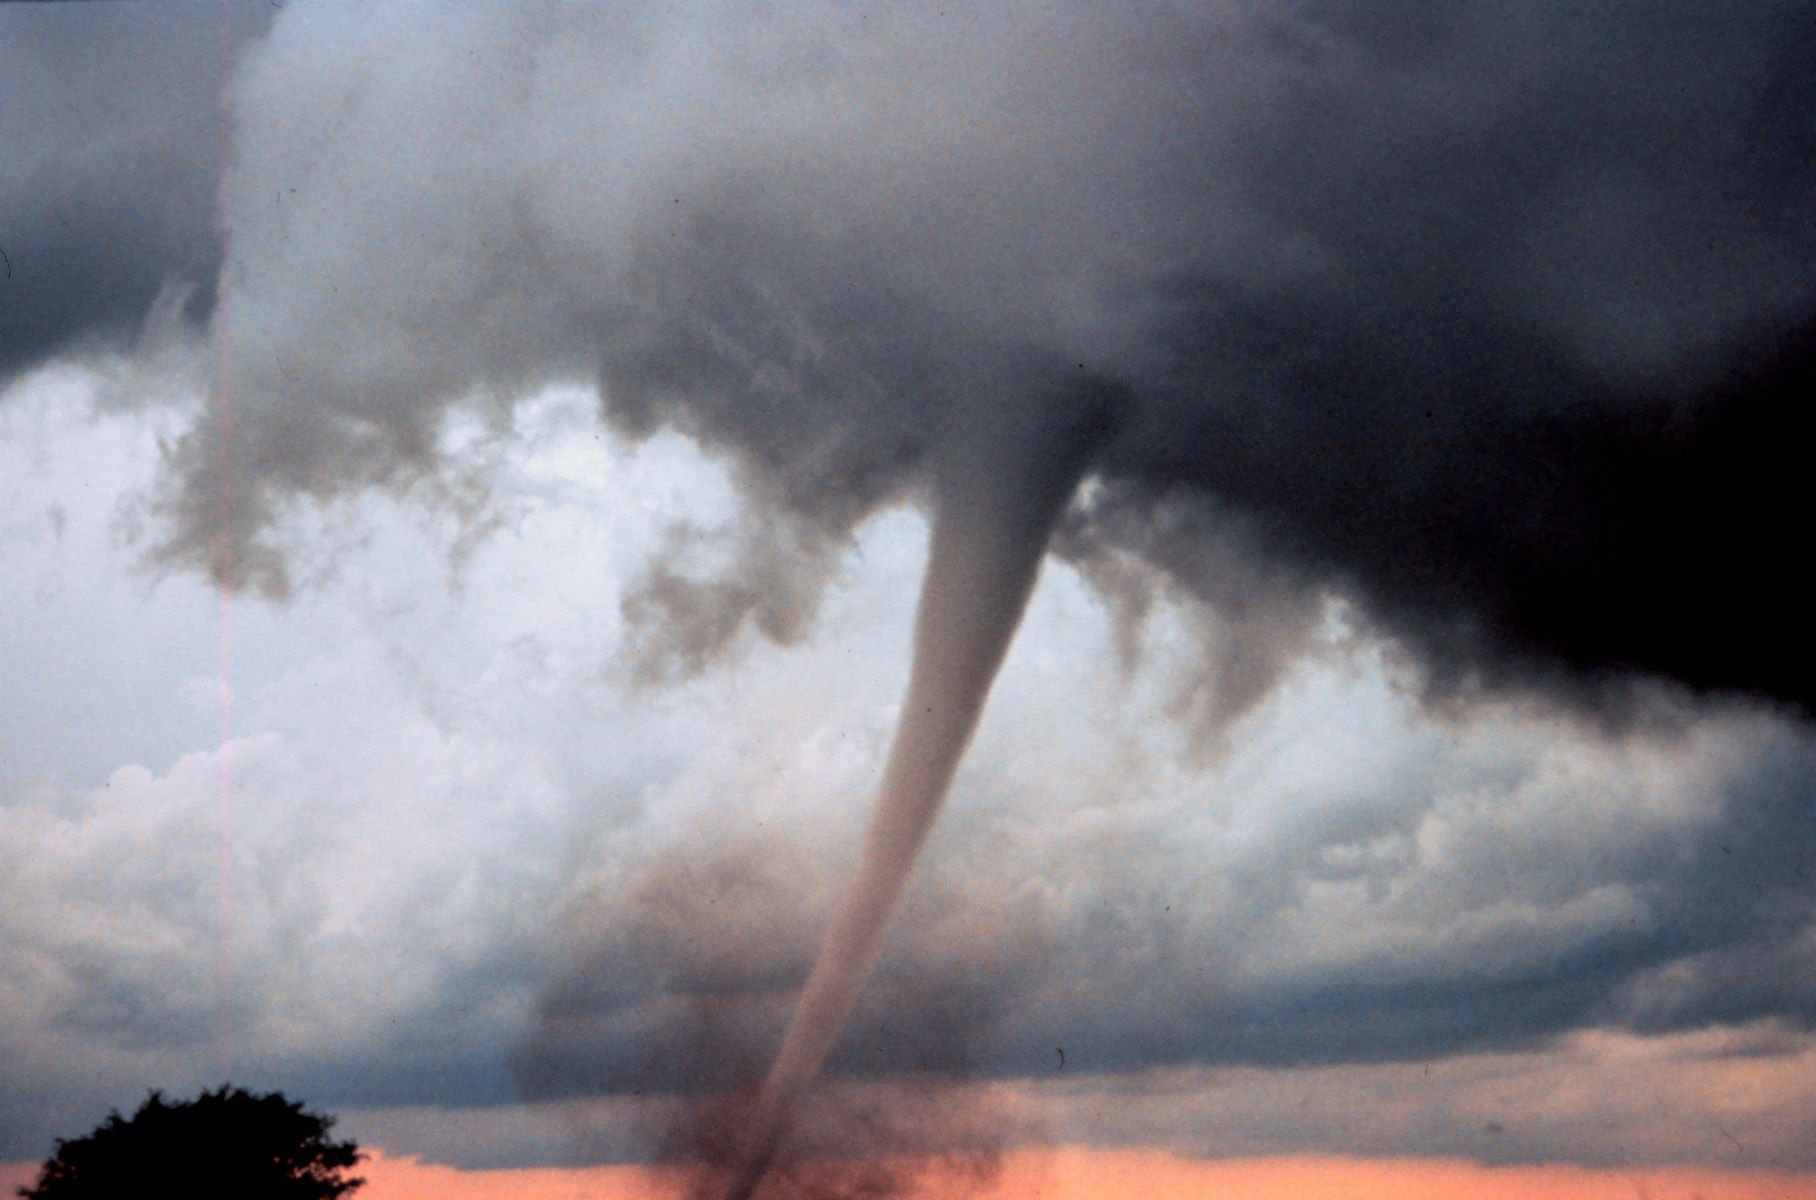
[712,388,1109,1200]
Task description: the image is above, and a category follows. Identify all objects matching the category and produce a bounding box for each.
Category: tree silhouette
[17,1085,363,1200]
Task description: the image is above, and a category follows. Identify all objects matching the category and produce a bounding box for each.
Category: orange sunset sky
[354,1151,1816,1200]
[11,1149,1812,1200]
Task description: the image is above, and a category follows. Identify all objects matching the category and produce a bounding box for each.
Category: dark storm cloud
[1075,0,1816,712]
[63,0,1801,716]
[6,2,1810,711]
[0,3,270,383]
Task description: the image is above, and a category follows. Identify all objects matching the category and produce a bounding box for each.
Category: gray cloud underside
[7,0,1814,717]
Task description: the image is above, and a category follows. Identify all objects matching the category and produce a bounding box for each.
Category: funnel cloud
[708,386,1108,1196]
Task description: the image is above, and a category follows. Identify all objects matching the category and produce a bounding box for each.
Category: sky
[3,2,1814,1198]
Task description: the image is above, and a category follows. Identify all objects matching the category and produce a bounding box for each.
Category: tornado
[712,389,1109,1200]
